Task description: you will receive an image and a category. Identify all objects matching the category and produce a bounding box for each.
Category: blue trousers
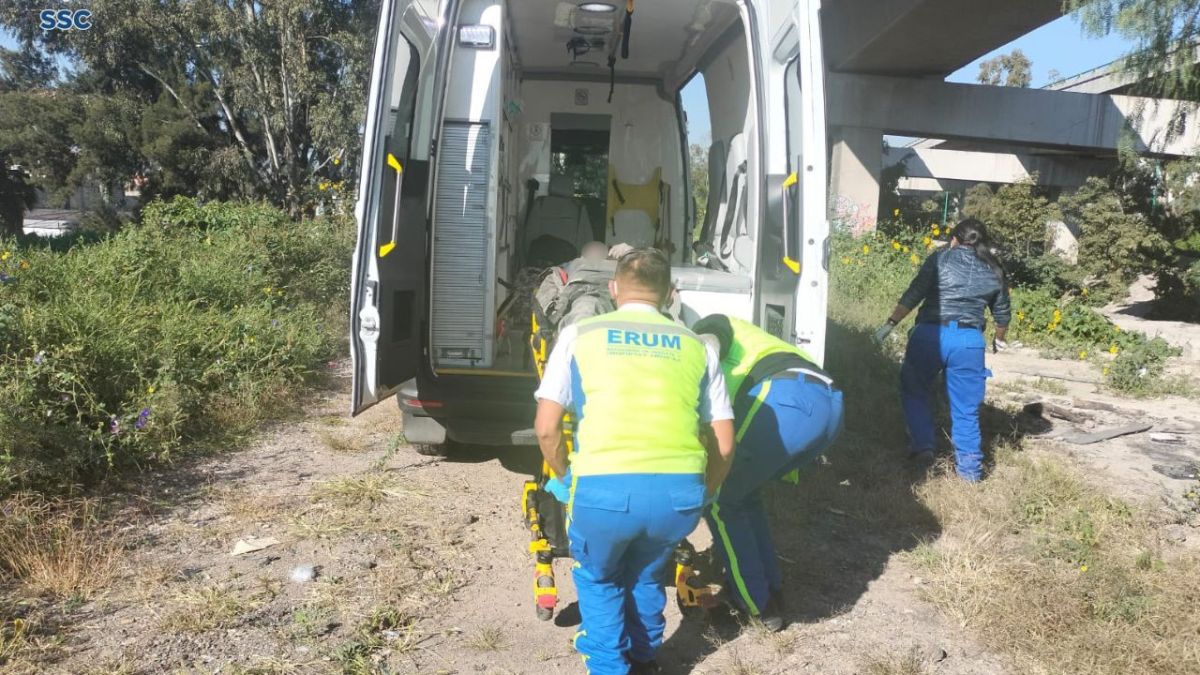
[900,322,989,481]
[568,473,706,674]
[705,376,844,615]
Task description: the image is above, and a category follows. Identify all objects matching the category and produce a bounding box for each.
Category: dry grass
[230,658,309,675]
[218,485,299,523]
[999,376,1073,396]
[288,507,350,539]
[0,617,31,663]
[332,605,425,673]
[312,472,397,507]
[315,428,369,454]
[465,625,510,652]
[720,647,768,675]
[860,648,927,675]
[160,584,260,633]
[744,620,798,658]
[0,494,122,600]
[909,443,1200,675]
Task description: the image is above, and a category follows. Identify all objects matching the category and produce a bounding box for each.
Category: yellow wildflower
[248,336,256,344]
[1016,311,1025,321]
[910,254,920,264]
[1080,565,1088,573]
[842,257,851,265]
[932,227,940,237]
[862,245,870,254]
[19,260,29,270]
[923,236,932,246]
[1114,326,1122,333]
[892,241,901,250]
[147,385,156,394]
[1102,367,1110,376]
[333,158,341,166]
[263,286,273,295]
[1079,350,1088,360]
[1082,288,1089,296]
[0,251,8,261]
[902,245,910,253]
[1109,344,1119,355]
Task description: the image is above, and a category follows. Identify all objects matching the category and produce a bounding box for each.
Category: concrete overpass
[820,1,1200,231]
[822,0,1063,76]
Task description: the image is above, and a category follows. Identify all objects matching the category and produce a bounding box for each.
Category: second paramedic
[692,314,844,631]
[534,248,736,674]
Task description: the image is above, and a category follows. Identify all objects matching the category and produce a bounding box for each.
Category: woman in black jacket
[873,219,1010,481]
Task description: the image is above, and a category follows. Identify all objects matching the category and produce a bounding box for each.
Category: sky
[682,13,1136,149]
[4,12,1134,149]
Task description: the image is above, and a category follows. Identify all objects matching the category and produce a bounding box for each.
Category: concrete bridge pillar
[829,125,883,234]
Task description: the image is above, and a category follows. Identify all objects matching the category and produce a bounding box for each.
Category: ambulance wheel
[414,443,447,457]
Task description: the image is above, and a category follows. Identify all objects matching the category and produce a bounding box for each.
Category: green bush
[1105,337,1182,394]
[829,227,937,329]
[1150,258,1200,322]
[0,197,353,493]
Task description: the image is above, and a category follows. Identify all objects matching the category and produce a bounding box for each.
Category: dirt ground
[11,361,1016,675]
[11,299,1198,674]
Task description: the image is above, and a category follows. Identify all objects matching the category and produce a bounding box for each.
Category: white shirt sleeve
[533,324,579,409]
[699,340,734,423]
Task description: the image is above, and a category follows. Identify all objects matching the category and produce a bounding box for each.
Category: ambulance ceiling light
[458,24,495,48]
[578,3,617,13]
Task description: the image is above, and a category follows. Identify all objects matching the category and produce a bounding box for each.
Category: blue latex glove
[544,471,572,503]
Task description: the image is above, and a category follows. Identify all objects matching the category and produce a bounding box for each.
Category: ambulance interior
[427,0,757,372]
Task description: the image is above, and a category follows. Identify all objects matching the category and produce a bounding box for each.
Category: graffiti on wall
[829,194,876,235]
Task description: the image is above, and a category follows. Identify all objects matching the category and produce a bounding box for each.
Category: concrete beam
[885,147,1112,188]
[822,0,1061,76]
[829,73,1200,157]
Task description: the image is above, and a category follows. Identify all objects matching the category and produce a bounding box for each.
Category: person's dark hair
[615,247,672,300]
[951,218,1006,284]
[691,314,733,359]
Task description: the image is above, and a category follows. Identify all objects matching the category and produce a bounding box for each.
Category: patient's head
[580,241,608,261]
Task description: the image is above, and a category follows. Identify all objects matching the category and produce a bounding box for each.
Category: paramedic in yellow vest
[534,249,736,675]
[691,314,844,632]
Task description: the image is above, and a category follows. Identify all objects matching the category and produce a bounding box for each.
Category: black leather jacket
[899,246,1011,328]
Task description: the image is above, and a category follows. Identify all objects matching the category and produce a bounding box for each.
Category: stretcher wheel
[677,595,706,619]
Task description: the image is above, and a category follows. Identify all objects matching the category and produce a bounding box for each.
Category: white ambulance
[349,0,829,453]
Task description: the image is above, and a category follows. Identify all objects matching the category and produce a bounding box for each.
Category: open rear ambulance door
[350,0,448,415]
[760,0,829,364]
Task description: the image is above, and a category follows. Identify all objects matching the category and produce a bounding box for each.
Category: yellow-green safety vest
[720,317,818,399]
[569,309,710,476]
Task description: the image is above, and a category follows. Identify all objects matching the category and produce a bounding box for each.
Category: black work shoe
[629,659,661,674]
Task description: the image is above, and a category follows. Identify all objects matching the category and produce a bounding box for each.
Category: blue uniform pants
[705,376,844,615]
[567,473,706,674]
[900,322,989,481]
